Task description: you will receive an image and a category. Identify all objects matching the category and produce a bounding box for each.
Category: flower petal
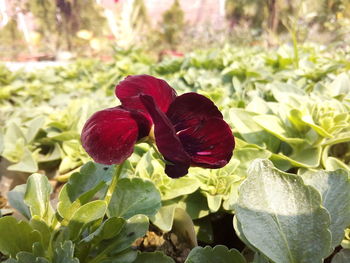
[166,92,223,132]
[140,94,191,178]
[81,107,150,165]
[177,117,235,168]
[116,75,177,115]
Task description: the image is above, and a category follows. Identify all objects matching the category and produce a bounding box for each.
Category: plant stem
[104,162,124,205]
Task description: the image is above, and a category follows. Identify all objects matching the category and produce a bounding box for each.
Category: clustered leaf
[235,159,350,263]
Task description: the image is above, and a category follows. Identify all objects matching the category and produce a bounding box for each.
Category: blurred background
[1,0,349,61]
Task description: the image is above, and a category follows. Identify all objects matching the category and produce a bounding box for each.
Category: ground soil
[133,225,192,263]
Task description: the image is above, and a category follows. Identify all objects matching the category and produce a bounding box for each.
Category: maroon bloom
[81,106,150,165]
[81,75,235,178]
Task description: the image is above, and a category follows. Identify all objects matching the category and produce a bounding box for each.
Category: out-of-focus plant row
[2,0,350,60]
[1,44,349,177]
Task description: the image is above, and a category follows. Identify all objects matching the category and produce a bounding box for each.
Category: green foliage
[1,165,155,263]
[107,177,161,219]
[185,245,246,263]
[133,251,175,263]
[235,159,350,263]
[1,44,350,262]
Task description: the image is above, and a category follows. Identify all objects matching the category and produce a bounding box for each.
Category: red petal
[81,107,150,165]
[115,75,177,116]
[177,118,235,168]
[166,93,223,132]
[140,95,191,178]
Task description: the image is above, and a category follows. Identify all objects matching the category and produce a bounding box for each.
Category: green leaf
[330,73,350,97]
[150,201,177,232]
[58,162,115,220]
[97,215,149,259]
[102,248,137,263]
[271,144,322,169]
[80,217,125,244]
[172,208,197,248]
[30,217,51,250]
[108,178,161,219]
[323,132,350,146]
[38,144,61,163]
[204,193,222,213]
[324,157,350,172]
[231,145,271,178]
[253,115,305,145]
[162,177,200,200]
[0,217,41,257]
[232,216,256,252]
[332,249,350,263]
[132,251,175,263]
[4,122,26,145]
[235,159,332,263]
[177,191,210,220]
[68,162,115,201]
[52,241,79,263]
[289,109,332,138]
[229,109,280,151]
[25,116,45,143]
[185,245,246,263]
[67,200,107,240]
[302,169,350,249]
[4,252,49,263]
[7,184,31,219]
[252,252,270,263]
[7,148,38,173]
[24,173,54,223]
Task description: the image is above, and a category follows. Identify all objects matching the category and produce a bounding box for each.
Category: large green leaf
[67,200,107,240]
[185,245,246,263]
[108,178,161,219]
[229,109,280,152]
[330,73,350,97]
[57,162,115,220]
[177,191,210,220]
[7,148,38,173]
[25,116,45,143]
[235,159,331,263]
[95,215,149,261]
[24,173,54,223]
[67,162,115,201]
[253,115,305,145]
[3,252,49,263]
[102,248,137,263]
[7,184,31,219]
[161,177,200,200]
[133,252,175,263]
[29,217,51,251]
[52,241,79,263]
[150,200,178,232]
[80,217,125,244]
[0,217,41,257]
[302,169,350,249]
[332,249,350,263]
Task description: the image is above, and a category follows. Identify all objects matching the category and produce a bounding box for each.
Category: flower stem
[105,162,124,205]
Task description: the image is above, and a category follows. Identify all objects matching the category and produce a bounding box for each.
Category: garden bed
[0,44,349,262]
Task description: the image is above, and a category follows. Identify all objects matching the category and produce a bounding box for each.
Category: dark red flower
[81,106,150,165]
[81,75,235,178]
